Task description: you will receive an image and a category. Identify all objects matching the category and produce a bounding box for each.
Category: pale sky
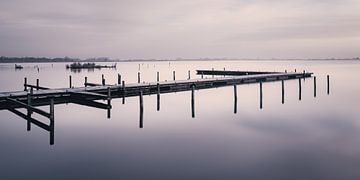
[0,0,359,59]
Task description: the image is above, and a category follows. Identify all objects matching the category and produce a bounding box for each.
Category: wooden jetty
[0,70,315,145]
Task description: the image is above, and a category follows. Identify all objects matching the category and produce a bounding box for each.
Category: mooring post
[234,85,237,114]
[173,71,176,81]
[157,72,159,82]
[327,75,330,95]
[298,78,302,101]
[191,85,195,118]
[157,83,160,111]
[84,77,88,87]
[281,80,284,104]
[138,72,141,83]
[188,70,191,80]
[314,76,317,97]
[69,75,72,88]
[260,82,263,109]
[102,74,105,86]
[295,69,297,72]
[50,98,54,145]
[122,80,126,104]
[118,74,121,84]
[24,77,27,91]
[139,90,144,128]
[36,79,39,90]
[107,87,111,119]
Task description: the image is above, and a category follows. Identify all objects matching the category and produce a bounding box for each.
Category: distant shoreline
[0,56,359,63]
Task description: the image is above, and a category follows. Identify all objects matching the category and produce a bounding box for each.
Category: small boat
[15,64,23,69]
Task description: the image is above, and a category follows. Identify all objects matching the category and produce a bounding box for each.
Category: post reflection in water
[298,78,302,101]
[259,82,263,109]
[157,83,160,111]
[314,76,317,97]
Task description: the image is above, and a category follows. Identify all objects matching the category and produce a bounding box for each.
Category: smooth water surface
[0,60,360,179]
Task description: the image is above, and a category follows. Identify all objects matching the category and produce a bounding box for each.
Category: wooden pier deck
[0,71,312,110]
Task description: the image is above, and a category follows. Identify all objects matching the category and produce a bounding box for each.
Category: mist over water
[1,60,360,179]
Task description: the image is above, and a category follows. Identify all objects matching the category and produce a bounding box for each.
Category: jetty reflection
[0,69,330,145]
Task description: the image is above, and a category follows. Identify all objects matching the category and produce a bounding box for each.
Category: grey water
[1,60,360,180]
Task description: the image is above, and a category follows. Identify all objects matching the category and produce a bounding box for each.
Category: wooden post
[102,74,105,86]
[107,87,111,119]
[188,70,191,80]
[295,69,297,72]
[298,78,302,101]
[69,75,72,88]
[201,72,204,79]
[84,77,88,87]
[191,85,195,118]
[24,77,27,91]
[36,79,39,90]
[157,72,159,82]
[327,75,330,95]
[281,80,284,104]
[285,70,287,73]
[157,83,160,111]
[138,72,141,83]
[118,74,121,84]
[139,90,143,128]
[26,88,32,131]
[234,85,237,114]
[173,71,176,81]
[314,76,317,97]
[260,82,263,109]
[122,80,126,104]
[212,68,214,78]
[49,98,54,145]
[223,68,226,77]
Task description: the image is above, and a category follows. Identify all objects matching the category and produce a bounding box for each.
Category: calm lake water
[0,60,360,179]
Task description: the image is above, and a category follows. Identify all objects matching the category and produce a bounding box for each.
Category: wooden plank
[6,98,51,118]
[71,91,107,99]
[25,84,50,90]
[7,108,50,131]
[71,99,110,109]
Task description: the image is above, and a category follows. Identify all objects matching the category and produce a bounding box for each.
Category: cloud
[0,0,359,59]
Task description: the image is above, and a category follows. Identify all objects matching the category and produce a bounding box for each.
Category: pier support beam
[49,98,54,145]
[139,90,143,128]
[84,77,88,87]
[173,71,176,81]
[69,75,72,88]
[157,83,160,111]
[27,88,33,131]
[107,87,111,119]
[314,76,317,97]
[157,72,159,82]
[260,82,263,109]
[191,85,195,118]
[102,74,105,86]
[24,77,27,91]
[118,74,121,84]
[122,81,126,104]
[188,70,191,80]
[138,72,141,83]
[36,79,39,90]
[234,85,237,114]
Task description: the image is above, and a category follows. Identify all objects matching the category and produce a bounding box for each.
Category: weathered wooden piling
[139,90,144,128]
[298,78,302,101]
[138,72,141,83]
[260,82,263,109]
[188,70,191,80]
[49,98,54,145]
[24,77,27,91]
[102,74,105,86]
[234,85,237,114]
[281,80,284,104]
[157,83,160,111]
[84,77,88,87]
[191,85,195,118]
[107,87,111,119]
[118,74,121,84]
[327,75,330,95]
[157,72,159,82]
[36,79,39,90]
[69,75,72,88]
[295,69,297,72]
[122,80,126,104]
[26,88,33,131]
[173,71,176,81]
[314,76,317,97]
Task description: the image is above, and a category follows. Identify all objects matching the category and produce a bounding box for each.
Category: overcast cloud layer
[0,0,359,59]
